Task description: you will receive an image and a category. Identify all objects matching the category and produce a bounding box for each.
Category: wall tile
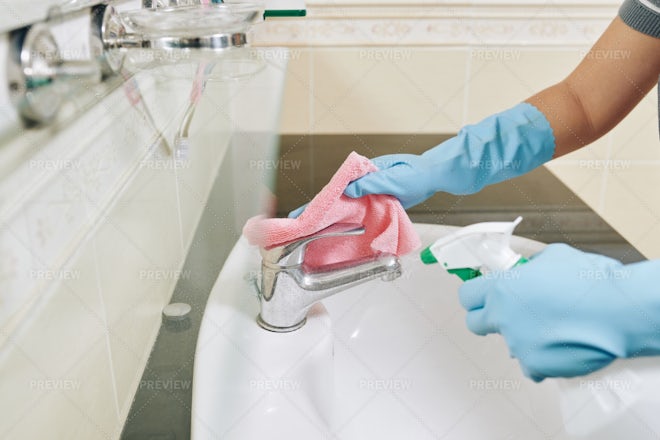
[466,48,584,123]
[9,277,107,383]
[4,341,118,440]
[5,393,90,440]
[107,284,163,421]
[0,342,51,438]
[545,135,611,213]
[0,252,114,438]
[610,94,660,162]
[280,49,313,133]
[58,342,119,440]
[282,48,591,135]
[638,223,660,260]
[311,48,467,134]
[0,216,36,334]
[602,168,660,258]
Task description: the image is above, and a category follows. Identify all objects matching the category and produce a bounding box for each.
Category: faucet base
[256,315,307,333]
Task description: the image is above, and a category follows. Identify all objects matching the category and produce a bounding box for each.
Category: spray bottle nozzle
[420,216,525,281]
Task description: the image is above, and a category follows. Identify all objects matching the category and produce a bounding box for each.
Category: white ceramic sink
[192,223,660,440]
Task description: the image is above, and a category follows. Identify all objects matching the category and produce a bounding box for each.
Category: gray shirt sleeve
[619,0,660,37]
[619,0,660,139]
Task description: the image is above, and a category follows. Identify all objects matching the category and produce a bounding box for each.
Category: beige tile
[601,167,660,257]
[93,215,168,324]
[606,168,660,221]
[88,183,176,414]
[10,276,107,383]
[89,221,165,414]
[4,392,82,440]
[108,164,185,278]
[605,168,660,221]
[280,49,313,133]
[311,48,467,134]
[0,344,50,437]
[466,49,584,123]
[4,374,113,440]
[547,163,603,217]
[610,94,660,162]
[636,223,660,260]
[545,134,611,213]
[392,48,467,133]
[225,61,290,133]
[107,284,162,419]
[65,342,119,439]
[0,216,38,331]
[0,288,115,439]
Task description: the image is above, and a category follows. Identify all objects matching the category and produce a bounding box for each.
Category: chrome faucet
[256,223,402,332]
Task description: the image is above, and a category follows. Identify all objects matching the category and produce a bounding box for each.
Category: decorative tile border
[253,2,619,46]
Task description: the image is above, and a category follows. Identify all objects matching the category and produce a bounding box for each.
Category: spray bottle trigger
[447,267,482,281]
[449,256,528,282]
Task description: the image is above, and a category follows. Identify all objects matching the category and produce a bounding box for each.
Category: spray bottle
[420,216,527,279]
[420,216,660,437]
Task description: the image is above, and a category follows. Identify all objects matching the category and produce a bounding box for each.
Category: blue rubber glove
[344,102,555,209]
[288,203,307,219]
[459,243,660,382]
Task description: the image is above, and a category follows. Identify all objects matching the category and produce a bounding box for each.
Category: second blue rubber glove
[459,244,660,382]
[344,102,556,209]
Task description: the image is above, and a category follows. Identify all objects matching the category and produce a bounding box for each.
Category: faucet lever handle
[261,223,365,266]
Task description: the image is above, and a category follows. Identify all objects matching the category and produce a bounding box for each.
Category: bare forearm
[525,17,660,158]
[526,81,600,157]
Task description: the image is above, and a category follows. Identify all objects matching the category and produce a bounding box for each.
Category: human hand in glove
[458,243,660,382]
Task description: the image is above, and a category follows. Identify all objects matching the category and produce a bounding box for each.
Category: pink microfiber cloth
[243,151,421,268]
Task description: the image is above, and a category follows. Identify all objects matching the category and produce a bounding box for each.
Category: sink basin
[191,223,660,439]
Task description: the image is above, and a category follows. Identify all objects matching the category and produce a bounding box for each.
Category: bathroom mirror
[0,0,107,33]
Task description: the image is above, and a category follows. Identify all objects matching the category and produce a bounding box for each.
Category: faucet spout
[296,254,402,310]
[297,253,401,295]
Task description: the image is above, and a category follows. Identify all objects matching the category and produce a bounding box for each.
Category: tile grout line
[90,231,122,423]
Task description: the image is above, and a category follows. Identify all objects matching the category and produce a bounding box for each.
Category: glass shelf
[121,2,264,37]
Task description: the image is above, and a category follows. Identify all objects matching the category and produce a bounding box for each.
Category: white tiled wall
[275,1,660,259]
[0,71,229,439]
[0,36,286,439]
